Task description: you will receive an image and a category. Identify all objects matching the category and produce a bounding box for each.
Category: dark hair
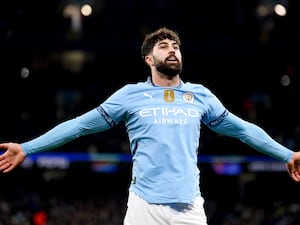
[141,27,181,60]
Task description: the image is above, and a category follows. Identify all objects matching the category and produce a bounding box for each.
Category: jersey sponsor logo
[139,107,199,125]
[139,107,198,117]
[183,92,194,103]
[153,118,188,124]
[164,89,174,102]
[143,92,154,100]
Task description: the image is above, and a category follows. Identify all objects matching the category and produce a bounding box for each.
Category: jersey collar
[146,76,183,88]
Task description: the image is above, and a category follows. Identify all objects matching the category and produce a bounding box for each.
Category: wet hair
[141,27,181,60]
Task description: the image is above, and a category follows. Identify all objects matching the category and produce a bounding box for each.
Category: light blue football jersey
[100,77,227,204]
[20,76,292,204]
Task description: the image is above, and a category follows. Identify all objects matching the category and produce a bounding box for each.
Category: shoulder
[182,81,215,96]
[119,79,151,90]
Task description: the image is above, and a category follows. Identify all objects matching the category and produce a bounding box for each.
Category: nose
[168,47,176,55]
[170,45,176,52]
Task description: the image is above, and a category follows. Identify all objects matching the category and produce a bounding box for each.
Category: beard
[155,59,182,78]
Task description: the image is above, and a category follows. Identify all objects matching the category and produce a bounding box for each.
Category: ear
[145,55,154,66]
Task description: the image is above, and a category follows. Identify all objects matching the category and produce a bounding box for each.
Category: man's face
[151,39,182,77]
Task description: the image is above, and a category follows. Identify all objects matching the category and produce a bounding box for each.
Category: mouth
[166,56,178,63]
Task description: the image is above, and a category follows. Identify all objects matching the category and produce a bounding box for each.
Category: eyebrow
[157,40,178,46]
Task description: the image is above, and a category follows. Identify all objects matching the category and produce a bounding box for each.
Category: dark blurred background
[1,0,300,225]
[1,0,300,150]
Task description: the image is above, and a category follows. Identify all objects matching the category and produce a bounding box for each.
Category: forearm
[210,112,293,162]
[21,108,111,155]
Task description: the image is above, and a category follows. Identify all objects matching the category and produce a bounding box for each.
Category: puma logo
[143,92,154,100]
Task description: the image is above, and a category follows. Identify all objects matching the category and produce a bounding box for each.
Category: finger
[0,157,8,166]
[291,171,300,182]
[3,165,14,173]
[0,143,8,149]
[0,161,12,172]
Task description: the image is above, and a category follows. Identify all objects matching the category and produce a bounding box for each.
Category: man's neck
[151,74,180,87]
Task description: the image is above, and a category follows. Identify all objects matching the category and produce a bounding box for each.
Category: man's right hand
[0,143,26,173]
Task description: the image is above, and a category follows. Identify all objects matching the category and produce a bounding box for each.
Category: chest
[126,89,206,123]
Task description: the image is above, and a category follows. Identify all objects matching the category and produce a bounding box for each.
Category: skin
[1,39,300,183]
[0,143,25,173]
[145,39,182,87]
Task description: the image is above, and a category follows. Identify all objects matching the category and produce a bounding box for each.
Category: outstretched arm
[209,111,300,182]
[0,108,111,173]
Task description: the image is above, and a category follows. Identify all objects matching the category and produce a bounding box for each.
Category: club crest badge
[183,92,194,103]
